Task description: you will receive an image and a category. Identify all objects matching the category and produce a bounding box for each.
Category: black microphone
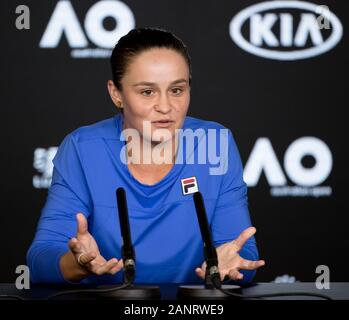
[47,187,161,300]
[177,191,242,299]
[116,187,135,284]
[193,192,221,289]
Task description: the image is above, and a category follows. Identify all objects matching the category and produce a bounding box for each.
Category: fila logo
[181,177,199,195]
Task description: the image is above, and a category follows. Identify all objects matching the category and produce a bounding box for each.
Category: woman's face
[108,48,190,144]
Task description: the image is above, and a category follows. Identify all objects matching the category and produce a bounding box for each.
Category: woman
[27,28,265,285]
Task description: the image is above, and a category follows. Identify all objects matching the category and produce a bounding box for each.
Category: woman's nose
[154,94,172,113]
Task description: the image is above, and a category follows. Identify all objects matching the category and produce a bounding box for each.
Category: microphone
[47,187,160,300]
[193,192,221,289]
[80,187,160,299]
[177,191,242,299]
[106,187,159,299]
[116,187,135,284]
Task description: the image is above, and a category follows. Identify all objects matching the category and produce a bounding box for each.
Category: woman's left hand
[195,227,265,281]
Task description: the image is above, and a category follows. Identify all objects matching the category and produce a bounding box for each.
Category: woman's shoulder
[184,115,230,132]
[68,115,120,143]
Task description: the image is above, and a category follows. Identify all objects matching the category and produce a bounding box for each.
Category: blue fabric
[27,113,259,284]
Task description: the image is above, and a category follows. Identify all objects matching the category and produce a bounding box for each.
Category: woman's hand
[195,227,265,281]
[60,213,123,281]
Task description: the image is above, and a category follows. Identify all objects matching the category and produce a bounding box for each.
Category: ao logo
[40,0,135,49]
[229,1,343,60]
[243,137,333,187]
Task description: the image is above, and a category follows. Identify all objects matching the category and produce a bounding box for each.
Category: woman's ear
[107,80,123,109]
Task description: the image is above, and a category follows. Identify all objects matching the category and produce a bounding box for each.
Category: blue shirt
[27,113,259,284]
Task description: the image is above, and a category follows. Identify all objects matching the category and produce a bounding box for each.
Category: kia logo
[229,1,343,60]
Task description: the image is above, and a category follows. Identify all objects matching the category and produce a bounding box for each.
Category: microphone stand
[177,192,241,299]
[94,187,160,299]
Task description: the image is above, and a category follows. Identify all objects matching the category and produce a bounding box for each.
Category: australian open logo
[39,0,135,59]
[229,1,343,60]
[243,137,333,197]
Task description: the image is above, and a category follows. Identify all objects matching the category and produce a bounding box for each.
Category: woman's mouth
[152,120,175,128]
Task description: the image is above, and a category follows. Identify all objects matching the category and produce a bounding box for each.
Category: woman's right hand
[60,213,123,281]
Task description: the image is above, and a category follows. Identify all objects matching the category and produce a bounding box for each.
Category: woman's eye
[141,90,154,96]
[172,87,183,95]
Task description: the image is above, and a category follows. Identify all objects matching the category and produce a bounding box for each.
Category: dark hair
[110,27,192,90]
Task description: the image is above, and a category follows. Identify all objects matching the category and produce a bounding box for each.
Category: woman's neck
[127,134,179,166]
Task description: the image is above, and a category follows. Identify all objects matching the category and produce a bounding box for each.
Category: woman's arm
[27,133,92,283]
[27,133,122,283]
[209,129,264,283]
